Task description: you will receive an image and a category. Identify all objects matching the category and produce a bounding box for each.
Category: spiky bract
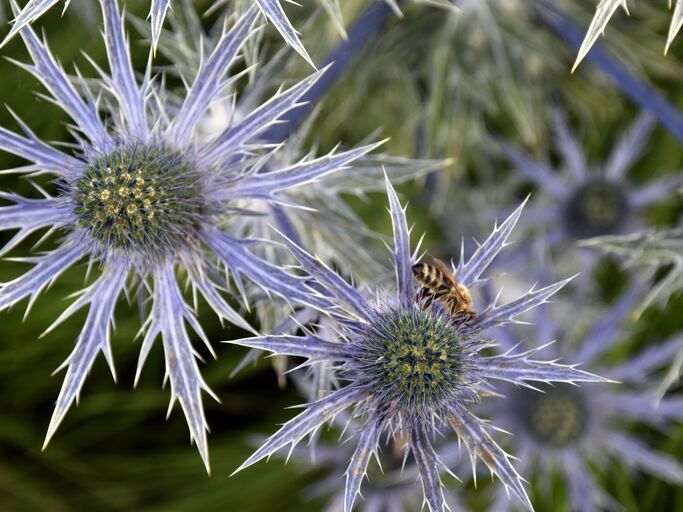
[580,228,683,396]
[572,0,683,71]
[273,416,469,512]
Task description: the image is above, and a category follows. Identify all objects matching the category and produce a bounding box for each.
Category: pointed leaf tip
[255,0,317,69]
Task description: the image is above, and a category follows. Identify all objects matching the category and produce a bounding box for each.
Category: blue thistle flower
[486,287,683,511]
[228,177,610,511]
[498,110,683,246]
[0,0,382,472]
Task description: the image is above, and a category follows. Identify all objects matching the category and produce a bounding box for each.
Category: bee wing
[453,288,470,306]
[431,258,475,310]
[431,257,459,287]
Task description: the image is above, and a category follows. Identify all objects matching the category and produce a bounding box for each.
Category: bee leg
[415,288,432,309]
[421,292,435,311]
[423,295,434,310]
[433,289,448,299]
[458,312,474,326]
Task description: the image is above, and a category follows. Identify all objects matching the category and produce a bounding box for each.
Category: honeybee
[412,257,476,323]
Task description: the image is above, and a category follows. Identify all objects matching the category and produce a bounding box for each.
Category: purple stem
[263,1,396,143]
[537,1,683,144]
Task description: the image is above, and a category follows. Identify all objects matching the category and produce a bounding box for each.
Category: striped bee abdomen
[412,263,445,289]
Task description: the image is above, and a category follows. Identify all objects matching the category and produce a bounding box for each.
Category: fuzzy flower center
[357,308,467,411]
[564,179,629,238]
[72,144,203,256]
[517,384,588,447]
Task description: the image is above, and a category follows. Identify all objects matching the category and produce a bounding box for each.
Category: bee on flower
[228,177,610,511]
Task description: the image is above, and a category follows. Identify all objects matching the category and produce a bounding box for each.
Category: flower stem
[537,1,683,144]
[264,1,398,143]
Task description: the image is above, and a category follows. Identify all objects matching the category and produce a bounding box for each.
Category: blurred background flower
[496,109,683,282]
[486,283,683,511]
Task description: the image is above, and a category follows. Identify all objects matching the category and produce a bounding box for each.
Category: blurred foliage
[0,1,682,511]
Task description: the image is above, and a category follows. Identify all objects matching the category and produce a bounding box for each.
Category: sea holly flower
[228,178,609,511]
[486,288,683,512]
[0,0,383,472]
[498,110,683,249]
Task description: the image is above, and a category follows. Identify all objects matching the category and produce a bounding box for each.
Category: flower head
[70,143,203,258]
[0,0,381,472]
[229,177,609,511]
[499,111,683,249]
[487,287,683,511]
